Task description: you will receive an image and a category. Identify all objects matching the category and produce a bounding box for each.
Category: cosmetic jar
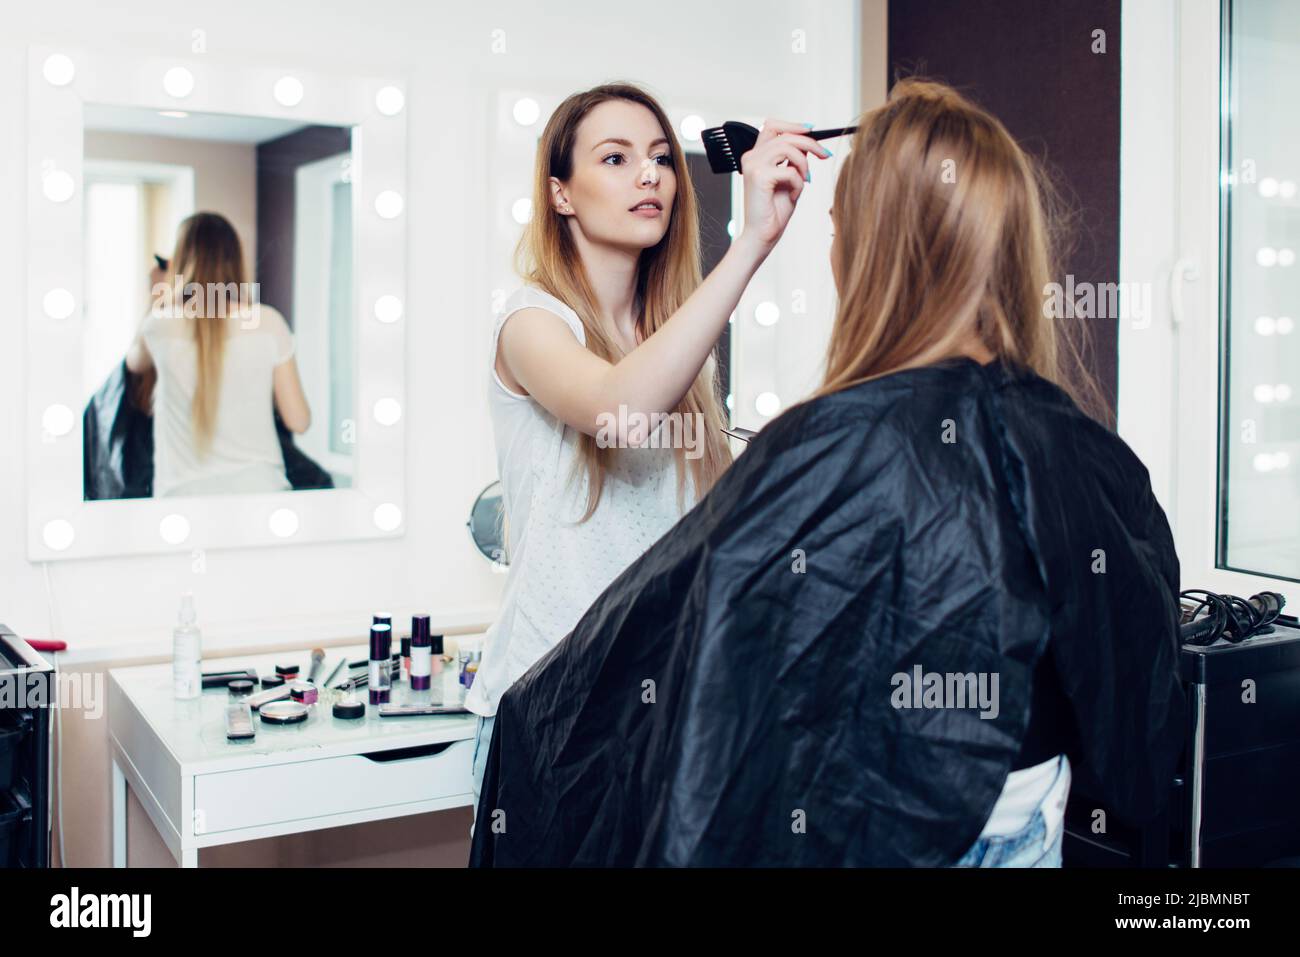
[259,700,310,725]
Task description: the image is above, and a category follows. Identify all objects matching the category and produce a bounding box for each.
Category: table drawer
[193,740,473,834]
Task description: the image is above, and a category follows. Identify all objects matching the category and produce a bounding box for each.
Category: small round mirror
[467,480,508,567]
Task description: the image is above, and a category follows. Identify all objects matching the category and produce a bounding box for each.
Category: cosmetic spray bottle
[410,614,432,690]
[369,623,392,705]
[172,592,202,700]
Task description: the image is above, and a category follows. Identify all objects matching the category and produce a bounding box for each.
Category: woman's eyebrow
[590,137,670,151]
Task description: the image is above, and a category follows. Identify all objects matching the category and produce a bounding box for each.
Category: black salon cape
[469,357,1185,867]
[83,358,335,499]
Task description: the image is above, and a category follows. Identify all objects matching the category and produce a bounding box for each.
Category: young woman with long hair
[465,82,831,808]
[126,211,312,496]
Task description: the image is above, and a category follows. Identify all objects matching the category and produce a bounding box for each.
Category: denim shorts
[951,804,1064,867]
[469,714,496,832]
[952,756,1069,868]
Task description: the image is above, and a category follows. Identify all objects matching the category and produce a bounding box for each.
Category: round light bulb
[43,288,75,319]
[43,519,75,551]
[159,514,190,545]
[373,398,402,425]
[268,508,299,538]
[512,97,541,126]
[43,169,75,203]
[375,86,405,116]
[273,76,304,107]
[374,190,404,219]
[755,392,781,417]
[42,404,74,437]
[373,503,402,531]
[163,66,194,98]
[43,54,75,87]
[373,295,403,323]
[754,301,780,327]
[680,114,706,142]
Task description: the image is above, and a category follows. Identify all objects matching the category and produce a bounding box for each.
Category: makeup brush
[701,121,857,174]
[306,647,326,684]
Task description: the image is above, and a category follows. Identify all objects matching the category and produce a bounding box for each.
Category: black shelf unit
[0,624,52,868]
[1064,619,1300,867]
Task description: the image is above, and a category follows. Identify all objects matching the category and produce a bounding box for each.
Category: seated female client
[469,79,1186,867]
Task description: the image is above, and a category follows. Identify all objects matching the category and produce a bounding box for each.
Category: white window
[1120,0,1298,603]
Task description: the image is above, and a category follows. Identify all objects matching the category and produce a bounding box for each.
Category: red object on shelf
[25,638,67,652]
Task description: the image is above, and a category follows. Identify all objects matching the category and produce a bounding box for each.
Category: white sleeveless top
[466,285,695,717]
[141,303,295,497]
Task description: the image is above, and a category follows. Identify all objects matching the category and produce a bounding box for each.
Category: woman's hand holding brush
[734,119,832,256]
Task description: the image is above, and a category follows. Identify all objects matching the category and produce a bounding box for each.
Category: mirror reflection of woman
[465,82,830,814]
[125,212,312,497]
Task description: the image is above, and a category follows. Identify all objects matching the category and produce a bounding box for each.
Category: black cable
[1179,589,1285,645]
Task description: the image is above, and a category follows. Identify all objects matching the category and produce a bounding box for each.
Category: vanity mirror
[26,46,408,560]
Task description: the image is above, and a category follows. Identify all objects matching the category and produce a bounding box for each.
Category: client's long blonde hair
[815,78,1102,415]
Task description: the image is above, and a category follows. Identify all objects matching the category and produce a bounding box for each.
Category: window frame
[1119,0,1298,606]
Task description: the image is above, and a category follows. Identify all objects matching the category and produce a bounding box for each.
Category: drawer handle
[361,741,457,763]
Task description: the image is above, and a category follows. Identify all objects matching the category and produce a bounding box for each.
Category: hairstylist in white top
[466,83,830,815]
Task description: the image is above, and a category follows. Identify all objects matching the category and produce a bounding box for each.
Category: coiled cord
[1179,589,1286,646]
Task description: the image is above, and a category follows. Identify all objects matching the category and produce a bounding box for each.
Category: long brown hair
[515,82,732,522]
[814,78,1103,415]
[164,212,248,456]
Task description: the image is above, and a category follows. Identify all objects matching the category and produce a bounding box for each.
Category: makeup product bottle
[431,634,444,675]
[458,637,482,689]
[410,614,432,691]
[369,623,392,705]
[172,592,202,700]
[401,636,412,683]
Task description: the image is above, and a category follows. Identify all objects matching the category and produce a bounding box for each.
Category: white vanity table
[108,640,480,867]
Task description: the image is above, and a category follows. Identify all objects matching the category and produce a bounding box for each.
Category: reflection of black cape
[469,357,1186,867]
[83,359,335,499]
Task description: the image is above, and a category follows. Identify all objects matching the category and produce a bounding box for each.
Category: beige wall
[83,131,258,269]
[861,0,888,115]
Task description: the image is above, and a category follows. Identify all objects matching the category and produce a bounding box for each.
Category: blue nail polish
[804,122,815,129]
[805,169,811,183]
[824,148,834,157]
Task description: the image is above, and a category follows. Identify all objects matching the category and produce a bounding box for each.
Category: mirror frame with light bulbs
[25,44,409,561]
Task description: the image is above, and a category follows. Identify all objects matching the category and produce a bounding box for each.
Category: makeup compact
[259,700,310,725]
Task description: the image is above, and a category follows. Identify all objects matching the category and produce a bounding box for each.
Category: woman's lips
[631,206,663,218]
